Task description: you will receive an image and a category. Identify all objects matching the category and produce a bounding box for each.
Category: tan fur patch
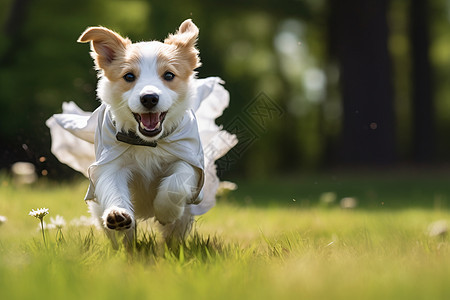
[163,19,201,70]
[78,27,132,72]
[79,20,201,97]
[103,45,141,94]
[156,45,192,95]
[78,27,143,97]
[157,19,202,94]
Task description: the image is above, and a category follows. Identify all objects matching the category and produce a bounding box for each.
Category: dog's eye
[123,73,136,83]
[163,72,175,81]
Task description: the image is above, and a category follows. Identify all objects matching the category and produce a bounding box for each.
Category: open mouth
[133,111,167,137]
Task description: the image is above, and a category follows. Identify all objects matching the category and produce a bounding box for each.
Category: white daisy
[29,208,49,220]
[428,220,448,237]
[70,215,95,227]
[0,215,7,225]
[50,215,66,229]
[340,197,358,209]
[29,208,49,246]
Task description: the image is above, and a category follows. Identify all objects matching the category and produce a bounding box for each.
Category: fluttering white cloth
[46,77,238,215]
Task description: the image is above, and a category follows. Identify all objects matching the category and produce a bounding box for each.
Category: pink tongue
[140,112,160,130]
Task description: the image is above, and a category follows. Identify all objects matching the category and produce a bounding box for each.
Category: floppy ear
[164,19,201,69]
[78,27,130,70]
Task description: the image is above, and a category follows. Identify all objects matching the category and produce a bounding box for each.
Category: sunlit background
[1,0,450,180]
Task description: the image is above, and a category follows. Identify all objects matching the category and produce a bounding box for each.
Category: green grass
[0,173,449,299]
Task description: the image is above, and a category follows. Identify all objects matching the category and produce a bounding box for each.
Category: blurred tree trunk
[1,0,29,66]
[0,0,31,169]
[328,0,396,165]
[410,0,435,162]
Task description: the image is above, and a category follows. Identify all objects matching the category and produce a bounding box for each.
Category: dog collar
[116,131,157,147]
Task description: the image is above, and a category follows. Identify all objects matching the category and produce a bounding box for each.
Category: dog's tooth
[140,121,161,131]
[140,122,149,130]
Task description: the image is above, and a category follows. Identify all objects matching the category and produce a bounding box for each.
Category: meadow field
[0,171,449,299]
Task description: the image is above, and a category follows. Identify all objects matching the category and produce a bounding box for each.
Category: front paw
[103,207,133,231]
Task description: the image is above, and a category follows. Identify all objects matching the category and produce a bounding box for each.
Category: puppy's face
[78,20,201,141]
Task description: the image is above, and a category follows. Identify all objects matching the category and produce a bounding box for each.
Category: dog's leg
[93,164,135,247]
[153,161,199,226]
[158,206,194,242]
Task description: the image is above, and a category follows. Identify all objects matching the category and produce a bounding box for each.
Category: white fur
[88,36,201,247]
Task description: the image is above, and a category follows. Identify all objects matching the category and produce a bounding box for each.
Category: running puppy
[78,20,206,247]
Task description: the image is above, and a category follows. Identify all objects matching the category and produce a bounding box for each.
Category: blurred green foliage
[1,0,450,178]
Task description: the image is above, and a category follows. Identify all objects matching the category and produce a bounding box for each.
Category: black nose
[140,93,159,109]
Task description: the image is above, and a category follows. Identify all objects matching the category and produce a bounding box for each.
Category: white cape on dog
[46,77,237,216]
